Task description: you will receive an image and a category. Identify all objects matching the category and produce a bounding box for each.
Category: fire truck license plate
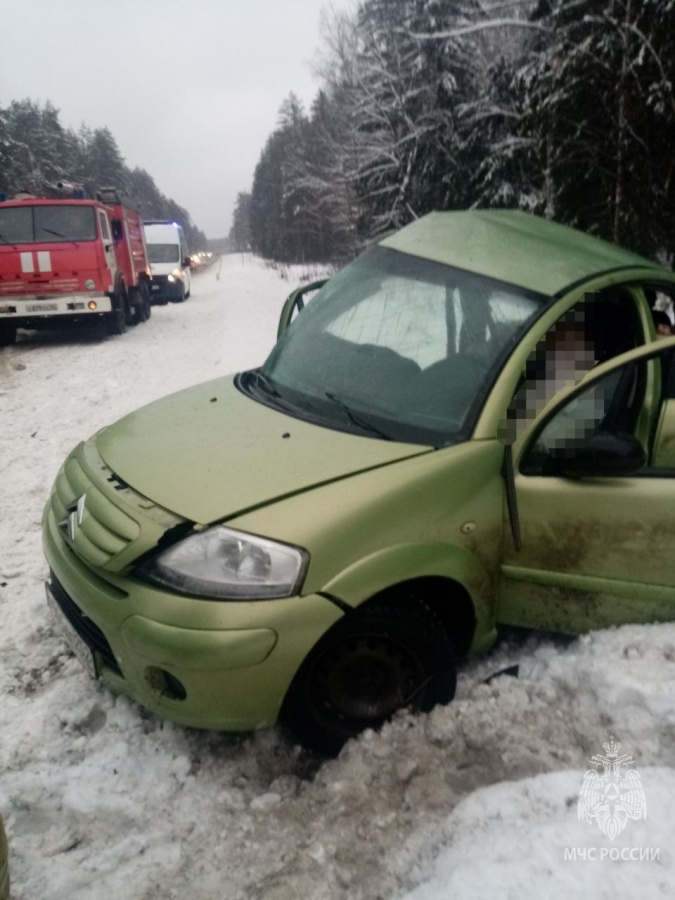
[26,302,59,312]
[45,583,97,678]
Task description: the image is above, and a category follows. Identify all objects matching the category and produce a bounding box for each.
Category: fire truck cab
[0,185,152,346]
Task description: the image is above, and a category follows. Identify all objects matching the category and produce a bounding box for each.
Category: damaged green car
[43,210,675,754]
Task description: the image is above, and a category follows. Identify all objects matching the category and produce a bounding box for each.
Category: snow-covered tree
[0,99,207,249]
[524,0,675,259]
[0,99,77,194]
[228,191,251,252]
[240,0,675,264]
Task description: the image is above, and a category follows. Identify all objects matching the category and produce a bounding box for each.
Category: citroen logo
[59,495,86,540]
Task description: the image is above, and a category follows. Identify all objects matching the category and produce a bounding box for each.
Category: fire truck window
[0,206,33,243]
[34,205,97,242]
[98,211,111,241]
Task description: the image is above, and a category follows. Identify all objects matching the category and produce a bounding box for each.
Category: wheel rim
[308,632,427,729]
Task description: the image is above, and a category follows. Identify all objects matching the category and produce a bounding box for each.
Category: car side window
[520,361,648,477]
[509,287,645,440]
[648,347,675,470]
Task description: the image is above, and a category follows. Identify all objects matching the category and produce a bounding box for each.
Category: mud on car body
[43,210,675,754]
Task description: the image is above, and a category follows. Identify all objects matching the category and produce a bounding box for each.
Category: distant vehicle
[143,221,191,303]
[0,812,8,900]
[0,184,152,345]
[189,251,214,269]
[43,210,675,756]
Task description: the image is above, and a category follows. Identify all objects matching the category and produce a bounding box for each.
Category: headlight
[136,526,308,600]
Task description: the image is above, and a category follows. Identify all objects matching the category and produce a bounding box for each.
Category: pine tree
[228,192,252,251]
[524,0,675,259]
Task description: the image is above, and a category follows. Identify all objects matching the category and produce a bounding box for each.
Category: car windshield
[250,246,548,445]
[0,204,97,243]
[147,243,180,263]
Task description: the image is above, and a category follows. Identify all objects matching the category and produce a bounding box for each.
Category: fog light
[87,300,98,310]
[145,666,187,701]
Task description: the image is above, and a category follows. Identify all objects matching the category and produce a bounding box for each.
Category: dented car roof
[381,210,663,297]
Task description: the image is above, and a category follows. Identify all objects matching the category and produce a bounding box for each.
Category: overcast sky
[1,0,356,238]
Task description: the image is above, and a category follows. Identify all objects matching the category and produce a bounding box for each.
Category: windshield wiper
[0,233,17,247]
[251,369,282,399]
[40,228,79,245]
[324,392,393,441]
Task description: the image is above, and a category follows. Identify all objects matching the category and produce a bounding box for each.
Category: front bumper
[43,502,342,731]
[0,292,112,325]
[149,276,184,302]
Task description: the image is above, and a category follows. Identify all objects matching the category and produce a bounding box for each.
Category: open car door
[498,337,675,633]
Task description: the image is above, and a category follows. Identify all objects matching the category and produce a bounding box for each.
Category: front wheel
[281,601,457,756]
[170,282,186,303]
[0,322,17,347]
[107,297,128,336]
[131,284,152,324]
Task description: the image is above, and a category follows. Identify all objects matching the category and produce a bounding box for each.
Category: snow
[1,255,674,899]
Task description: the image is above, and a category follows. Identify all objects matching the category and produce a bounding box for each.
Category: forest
[0,99,207,251]
[231,0,675,267]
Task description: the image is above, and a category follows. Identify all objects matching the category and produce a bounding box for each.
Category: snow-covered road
[1,257,673,899]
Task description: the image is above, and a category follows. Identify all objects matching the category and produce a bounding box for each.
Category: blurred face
[548,321,595,381]
[656,322,672,339]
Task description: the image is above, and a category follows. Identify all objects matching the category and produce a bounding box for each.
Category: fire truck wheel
[0,323,17,347]
[131,286,151,324]
[142,284,152,321]
[107,300,128,336]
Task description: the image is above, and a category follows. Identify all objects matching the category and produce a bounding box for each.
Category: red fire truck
[0,185,153,346]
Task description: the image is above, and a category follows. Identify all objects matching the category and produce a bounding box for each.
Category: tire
[281,601,457,756]
[131,284,151,324]
[0,323,17,347]
[107,295,128,336]
[171,282,186,303]
[124,293,135,326]
[142,283,152,321]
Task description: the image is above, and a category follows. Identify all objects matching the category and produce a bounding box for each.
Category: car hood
[96,375,430,523]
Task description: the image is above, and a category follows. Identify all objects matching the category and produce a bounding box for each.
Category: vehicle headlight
[136,526,308,600]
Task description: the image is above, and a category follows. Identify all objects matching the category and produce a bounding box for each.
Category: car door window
[647,283,675,339]
[510,286,646,439]
[648,345,675,469]
[520,361,648,477]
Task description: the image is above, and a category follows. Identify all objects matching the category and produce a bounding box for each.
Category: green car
[43,211,675,754]
[0,813,8,900]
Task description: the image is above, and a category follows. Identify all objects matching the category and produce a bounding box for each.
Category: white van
[143,220,192,303]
